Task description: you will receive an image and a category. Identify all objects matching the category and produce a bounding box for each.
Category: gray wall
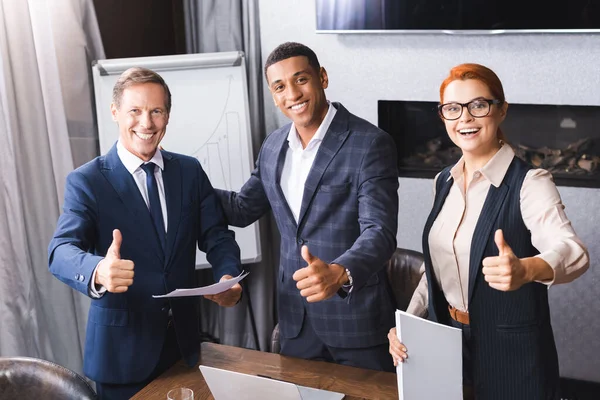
[258,0,600,382]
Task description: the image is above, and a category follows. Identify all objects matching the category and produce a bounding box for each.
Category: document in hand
[152,271,249,298]
[395,310,463,400]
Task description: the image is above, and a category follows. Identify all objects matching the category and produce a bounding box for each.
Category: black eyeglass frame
[437,98,503,121]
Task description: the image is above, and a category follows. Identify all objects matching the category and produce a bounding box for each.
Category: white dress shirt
[116,141,168,230]
[280,102,337,221]
[90,141,169,297]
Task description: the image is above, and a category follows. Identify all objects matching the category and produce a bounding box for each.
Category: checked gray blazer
[216,102,399,349]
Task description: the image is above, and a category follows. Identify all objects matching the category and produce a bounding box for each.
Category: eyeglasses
[438,99,502,120]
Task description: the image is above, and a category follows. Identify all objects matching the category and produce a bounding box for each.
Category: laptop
[199,365,346,400]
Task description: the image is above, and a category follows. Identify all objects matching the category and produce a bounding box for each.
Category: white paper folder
[395,310,463,400]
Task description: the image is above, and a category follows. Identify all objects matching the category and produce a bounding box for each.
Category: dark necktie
[141,162,166,250]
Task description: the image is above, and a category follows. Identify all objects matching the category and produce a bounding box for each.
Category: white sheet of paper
[395,310,463,400]
[152,271,249,298]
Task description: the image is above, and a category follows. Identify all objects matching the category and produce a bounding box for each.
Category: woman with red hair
[388,63,589,399]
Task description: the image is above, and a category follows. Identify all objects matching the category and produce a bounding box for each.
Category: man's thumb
[494,229,511,256]
[107,229,122,259]
[301,245,315,264]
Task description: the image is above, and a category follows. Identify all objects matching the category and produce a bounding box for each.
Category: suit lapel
[423,174,453,259]
[297,106,349,230]
[468,183,508,303]
[101,145,163,262]
[161,151,181,269]
[422,172,452,321]
[274,128,298,228]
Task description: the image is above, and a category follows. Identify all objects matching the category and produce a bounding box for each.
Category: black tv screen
[316,0,600,33]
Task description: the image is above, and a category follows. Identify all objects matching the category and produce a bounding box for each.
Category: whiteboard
[92,52,261,268]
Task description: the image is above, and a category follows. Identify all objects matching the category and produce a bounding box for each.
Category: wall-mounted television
[316,0,600,34]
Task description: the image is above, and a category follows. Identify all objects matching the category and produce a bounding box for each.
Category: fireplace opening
[378,100,600,188]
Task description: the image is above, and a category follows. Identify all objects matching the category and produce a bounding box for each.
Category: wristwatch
[345,268,354,286]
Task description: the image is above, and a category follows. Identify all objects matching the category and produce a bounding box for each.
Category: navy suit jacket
[48,144,241,384]
[217,103,398,349]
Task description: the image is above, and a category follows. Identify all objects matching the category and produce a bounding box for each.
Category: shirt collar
[116,140,164,174]
[449,157,465,182]
[287,101,337,151]
[448,143,515,188]
[482,143,515,187]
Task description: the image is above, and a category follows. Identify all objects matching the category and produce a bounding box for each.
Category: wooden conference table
[132,342,398,400]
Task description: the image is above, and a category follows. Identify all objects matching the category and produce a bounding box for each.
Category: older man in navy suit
[48,67,243,399]
[216,42,399,371]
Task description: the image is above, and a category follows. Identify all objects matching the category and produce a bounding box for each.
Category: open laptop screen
[199,365,345,400]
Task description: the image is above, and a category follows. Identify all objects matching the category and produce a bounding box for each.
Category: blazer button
[297,239,304,245]
[79,275,85,281]
[75,273,80,280]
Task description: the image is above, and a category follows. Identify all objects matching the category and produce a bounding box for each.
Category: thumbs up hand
[301,245,315,264]
[95,229,135,293]
[292,245,348,302]
[482,229,529,291]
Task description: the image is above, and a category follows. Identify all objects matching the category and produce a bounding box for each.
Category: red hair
[439,63,507,141]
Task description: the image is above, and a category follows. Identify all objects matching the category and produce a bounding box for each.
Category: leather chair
[0,356,97,399]
[385,248,424,312]
[269,247,425,353]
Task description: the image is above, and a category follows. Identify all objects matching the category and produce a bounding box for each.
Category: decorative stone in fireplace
[379,100,600,188]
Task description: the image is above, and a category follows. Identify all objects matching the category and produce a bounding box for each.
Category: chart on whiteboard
[161,71,252,194]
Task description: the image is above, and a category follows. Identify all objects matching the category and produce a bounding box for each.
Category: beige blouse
[407,144,590,317]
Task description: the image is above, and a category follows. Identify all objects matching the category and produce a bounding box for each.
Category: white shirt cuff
[89,261,107,298]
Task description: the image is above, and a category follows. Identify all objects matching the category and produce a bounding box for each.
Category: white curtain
[0,0,104,375]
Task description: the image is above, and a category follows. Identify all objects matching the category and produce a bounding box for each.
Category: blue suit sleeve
[48,170,103,297]
[194,159,243,280]
[332,132,399,293]
[214,148,271,227]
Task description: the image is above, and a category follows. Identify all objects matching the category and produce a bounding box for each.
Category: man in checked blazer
[216,42,399,371]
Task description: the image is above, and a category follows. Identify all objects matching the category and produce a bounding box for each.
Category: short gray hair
[112,67,172,112]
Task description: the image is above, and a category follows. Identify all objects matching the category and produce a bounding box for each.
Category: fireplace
[378,100,600,188]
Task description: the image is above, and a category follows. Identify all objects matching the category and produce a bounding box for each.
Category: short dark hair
[264,42,321,80]
[112,67,172,112]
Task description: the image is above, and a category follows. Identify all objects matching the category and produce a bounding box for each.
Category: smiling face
[442,79,507,159]
[266,56,329,137]
[111,83,169,161]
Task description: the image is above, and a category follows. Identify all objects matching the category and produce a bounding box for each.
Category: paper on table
[152,271,249,298]
[395,309,463,400]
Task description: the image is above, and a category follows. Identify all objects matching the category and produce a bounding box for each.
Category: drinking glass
[167,387,194,400]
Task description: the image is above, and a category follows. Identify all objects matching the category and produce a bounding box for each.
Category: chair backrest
[0,356,97,399]
[386,248,424,312]
[269,248,425,353]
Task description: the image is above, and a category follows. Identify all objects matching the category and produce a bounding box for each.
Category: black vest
[423,156,560,400]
